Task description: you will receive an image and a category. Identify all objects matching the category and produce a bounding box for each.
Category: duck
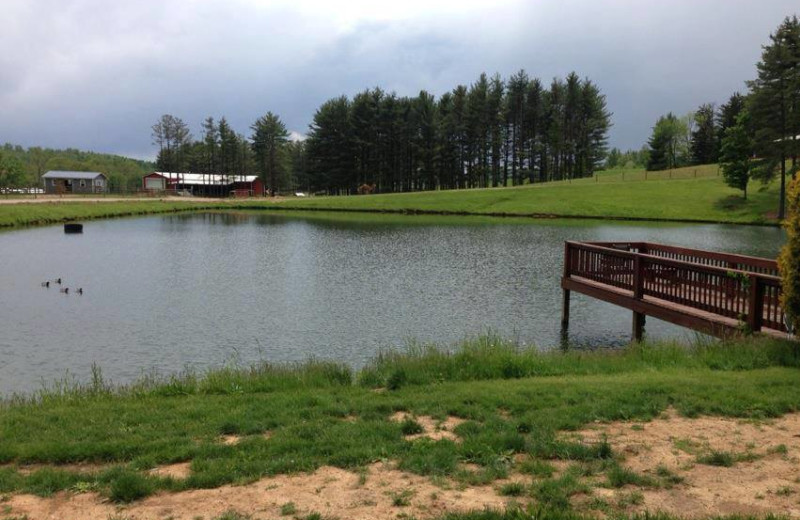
[55,278,62,284]
[41,281,50,288]
[77,288,83,295]
[60,287,69,294]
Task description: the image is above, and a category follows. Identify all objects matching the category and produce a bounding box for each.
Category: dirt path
[4,411,800,519]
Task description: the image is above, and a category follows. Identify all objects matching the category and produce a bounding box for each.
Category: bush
[779,176,800,335]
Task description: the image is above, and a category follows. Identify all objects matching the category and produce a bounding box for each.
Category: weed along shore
[1,336,800,520]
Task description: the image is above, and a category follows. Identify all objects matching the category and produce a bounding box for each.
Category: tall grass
[356,334,800,388]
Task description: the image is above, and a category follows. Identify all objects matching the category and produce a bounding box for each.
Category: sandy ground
[571,408,800,518]
[4,411,800,519]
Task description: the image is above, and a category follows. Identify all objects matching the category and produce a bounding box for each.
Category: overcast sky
[1,0,797,160]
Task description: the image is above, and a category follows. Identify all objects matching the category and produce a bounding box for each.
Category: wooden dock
[561,241,788,341]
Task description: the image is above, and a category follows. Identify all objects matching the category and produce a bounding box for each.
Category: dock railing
[562,241,786,338]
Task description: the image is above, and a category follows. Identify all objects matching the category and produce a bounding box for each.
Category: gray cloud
[1,0,797,159]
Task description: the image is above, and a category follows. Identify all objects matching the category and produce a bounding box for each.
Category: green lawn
[0,165,786,228]
[272,164,782,224]
[0,335,798,511]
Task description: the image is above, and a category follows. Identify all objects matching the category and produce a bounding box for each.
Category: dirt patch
[6,462,507,520]
[148,462,191,480]
[391,412,466,442]
[220,434,241,445]
[571,409,800,517]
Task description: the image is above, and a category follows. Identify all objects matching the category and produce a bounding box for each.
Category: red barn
[142,172,264,197]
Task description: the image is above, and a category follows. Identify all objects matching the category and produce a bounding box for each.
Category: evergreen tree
[720,111,753,199]
[747,15,800,219]
[690,103,718,164]
[250,112,289,195]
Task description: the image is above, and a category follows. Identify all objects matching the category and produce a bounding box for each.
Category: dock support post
[632,254,646,342]
[561,242,572,336]
[561,289,570,329]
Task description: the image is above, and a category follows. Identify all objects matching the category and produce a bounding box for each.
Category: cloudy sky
[1,0,797,160]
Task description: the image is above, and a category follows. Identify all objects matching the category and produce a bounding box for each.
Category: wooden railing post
[561,242,572,330]
[747,275,764,332]
[632,254,646,342]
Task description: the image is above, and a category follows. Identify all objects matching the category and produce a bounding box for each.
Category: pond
[0,211,786,396]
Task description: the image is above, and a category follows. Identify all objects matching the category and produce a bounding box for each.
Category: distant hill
[1,143,155,190]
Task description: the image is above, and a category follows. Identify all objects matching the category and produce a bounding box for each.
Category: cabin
[42,171,107,194]
[142,172,265,197]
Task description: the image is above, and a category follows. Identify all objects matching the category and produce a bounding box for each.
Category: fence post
[632,254,646,342]
[747,276,764,332]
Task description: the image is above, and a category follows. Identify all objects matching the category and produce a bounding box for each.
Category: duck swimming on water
[56,278,62,284]
[77,288,83,295]
[60,287,69,294]
[41,281,50,288]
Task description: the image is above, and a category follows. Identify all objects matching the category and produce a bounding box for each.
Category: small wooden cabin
[42,171,107,194]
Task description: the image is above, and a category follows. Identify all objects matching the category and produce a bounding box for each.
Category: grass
[0,335,798,507]
[271,165,784,224]
[0,199,227,228]
[0,165,786,229]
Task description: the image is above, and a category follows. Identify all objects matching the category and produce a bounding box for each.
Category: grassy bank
[0,335,798,511]
[272,164,781,224]
[0,165,785,229]
[0,199,231,228]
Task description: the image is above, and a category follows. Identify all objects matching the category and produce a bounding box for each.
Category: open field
[272,165,782,224]
[0,165,787,229]
[1,335,799,519]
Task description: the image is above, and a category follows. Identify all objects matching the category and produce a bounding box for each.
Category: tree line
[305,71,611,194]
[644,16,800,218]
[0,143,154,191]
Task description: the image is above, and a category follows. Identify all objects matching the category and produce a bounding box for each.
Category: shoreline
[0,197,782,229]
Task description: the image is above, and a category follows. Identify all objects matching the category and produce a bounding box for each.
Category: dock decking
[561,241,788,340]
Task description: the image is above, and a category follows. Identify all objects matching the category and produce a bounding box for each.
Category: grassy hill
[274,164,782,225]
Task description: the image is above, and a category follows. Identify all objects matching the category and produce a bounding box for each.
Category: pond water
[0,211,786,396]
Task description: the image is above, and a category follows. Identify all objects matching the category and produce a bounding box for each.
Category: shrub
[779,176,800,335]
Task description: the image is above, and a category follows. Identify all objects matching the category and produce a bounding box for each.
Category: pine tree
[690,103,718,164]
[747,16,800,219]
[250,112,289,195]
[720,111,753,199]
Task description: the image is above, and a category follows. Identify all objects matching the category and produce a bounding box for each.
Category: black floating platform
[64,223,83,234]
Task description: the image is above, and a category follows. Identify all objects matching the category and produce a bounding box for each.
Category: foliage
[604,146,648,170]
[646,112,690,171]
[250,112,290,194]
[719,111,753,199]
[779,176,800,334]
[0,150,26,189]
[746,15,800,219]
[304,71,610,194]
[0,143,153,190]
[690,103,719,165]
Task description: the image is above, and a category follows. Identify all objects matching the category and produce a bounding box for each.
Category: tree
[151,114,192,173]
[720,111,753,199]
[0,150,25,189]
[747,15,800,219]
[251,112,289,195]
[690,103,718,164]
[646,113,689,171]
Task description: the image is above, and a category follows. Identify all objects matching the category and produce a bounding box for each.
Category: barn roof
[43,170,106,180]
[152,172,259,185]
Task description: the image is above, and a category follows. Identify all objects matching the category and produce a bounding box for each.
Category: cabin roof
[42,170,106,180]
